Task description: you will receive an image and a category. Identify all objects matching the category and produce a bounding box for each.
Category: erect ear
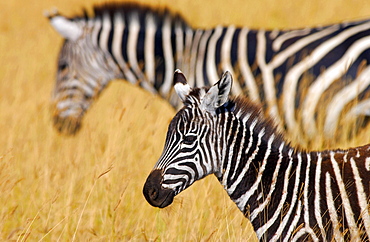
[49,15,83,41]
[173,69,191,102]
[200,71,232,113]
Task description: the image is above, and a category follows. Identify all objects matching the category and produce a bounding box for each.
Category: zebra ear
[200,71,232,113]
[49,15,83,41]
[174,69,191,102]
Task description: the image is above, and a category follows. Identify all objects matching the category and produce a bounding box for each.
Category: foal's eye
[58,62,69,72]
[183,135,197,145]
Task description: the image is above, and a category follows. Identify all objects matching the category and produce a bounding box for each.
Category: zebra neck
[217,124,311,236]
[216,101,312,232]
[217,117,297,208]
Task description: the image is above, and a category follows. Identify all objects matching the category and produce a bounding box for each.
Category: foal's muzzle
[143,169,175,208]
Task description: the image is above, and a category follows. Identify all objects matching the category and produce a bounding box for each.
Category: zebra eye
[183,135,197,144]
[58,62,69,72]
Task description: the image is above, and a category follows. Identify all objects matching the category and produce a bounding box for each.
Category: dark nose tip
[143,169,175,208]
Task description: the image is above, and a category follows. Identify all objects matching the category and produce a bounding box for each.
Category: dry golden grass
[1,0,370,241]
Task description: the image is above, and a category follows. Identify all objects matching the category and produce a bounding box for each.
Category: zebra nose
[143,169,175,208]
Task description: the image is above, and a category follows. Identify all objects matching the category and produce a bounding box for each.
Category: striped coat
[48,3,370,144]
[143,70,370,241]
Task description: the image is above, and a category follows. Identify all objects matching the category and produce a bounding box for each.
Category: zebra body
[48,3,370,140]
[143,70,370,241]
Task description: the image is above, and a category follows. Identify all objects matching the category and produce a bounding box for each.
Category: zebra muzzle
[143,169,175,208]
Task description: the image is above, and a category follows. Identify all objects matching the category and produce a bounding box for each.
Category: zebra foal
[47,3,370,142]
[143,70,370,241]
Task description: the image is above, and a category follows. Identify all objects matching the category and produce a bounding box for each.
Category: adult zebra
[143,70,370,241]
[47,3,370,142]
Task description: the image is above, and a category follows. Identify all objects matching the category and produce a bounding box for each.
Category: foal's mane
[229,96,293,151]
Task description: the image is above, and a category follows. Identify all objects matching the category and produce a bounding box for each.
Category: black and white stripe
[143,70,370,241]
[48,3,370,139]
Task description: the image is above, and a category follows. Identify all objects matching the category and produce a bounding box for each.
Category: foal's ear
[174,69,191,102]
[200,71,233,113]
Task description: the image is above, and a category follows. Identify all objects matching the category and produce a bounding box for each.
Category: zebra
[47,3,370,142]
[143,70,370,241]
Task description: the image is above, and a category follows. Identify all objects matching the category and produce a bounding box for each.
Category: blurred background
[1,0,370,240]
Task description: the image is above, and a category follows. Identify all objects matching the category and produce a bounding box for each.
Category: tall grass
[1,0,369,240]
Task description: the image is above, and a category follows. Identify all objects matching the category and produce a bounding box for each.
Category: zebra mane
[89,3,189,27]
[228,96,293,150]
[184,87,209,107]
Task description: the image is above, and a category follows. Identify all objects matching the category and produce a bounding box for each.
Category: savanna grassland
[1,0,370,241]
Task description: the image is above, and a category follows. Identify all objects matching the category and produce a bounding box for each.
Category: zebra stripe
[222,114,241,187]
[270,151,302,242]
[255,148,294,237]
[144,12,156,84]
[350,156,370,238]
[249,142,284,222]
[100,12,111,54]
[221,26,242,95]
[314,152,327,240]
[233,128,268,210]
[230,112,251,181]
[188,29,202,87]
[301,153,318,242]
[325,172,343,242]
[112,12,136,84]
[223,117,257,190]
[159,14,174,97]
[238,27,259,102]
[206,26,223,84]
[272,28,311,51]
[257,30,280,124]
[143,70,370,241]
[195,30,212,88]
[331,152,360,240]
[91,15,101,47]
[127,12,143,82]
[49,3,370,141]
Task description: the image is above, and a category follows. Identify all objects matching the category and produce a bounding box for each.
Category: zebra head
[48,12,122,134]
[143,70,232,208]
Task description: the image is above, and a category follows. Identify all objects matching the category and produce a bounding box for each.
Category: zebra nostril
[149,187,158,200]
